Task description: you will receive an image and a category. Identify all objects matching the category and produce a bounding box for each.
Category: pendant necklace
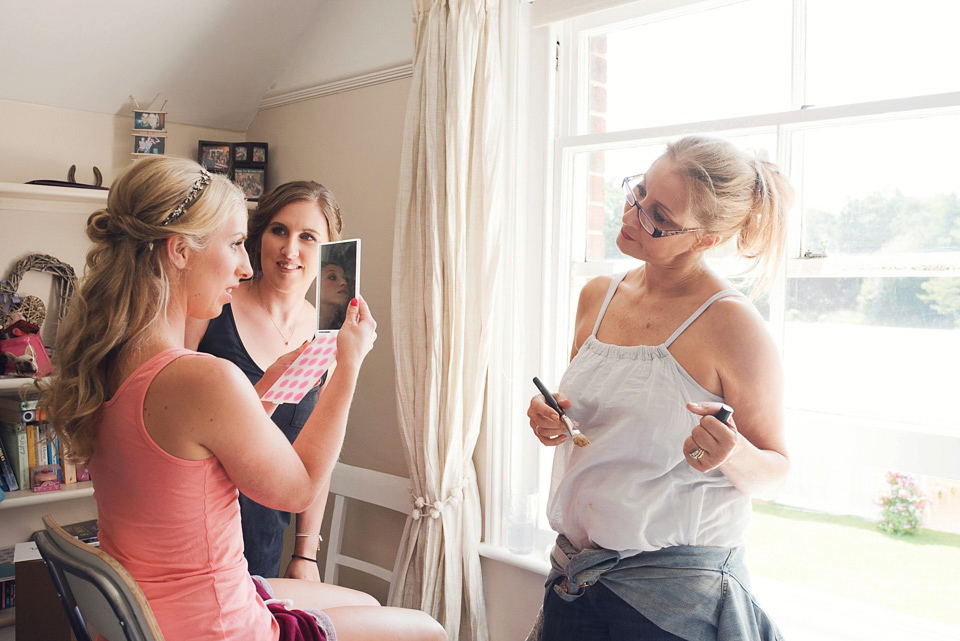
[258,288,301,345]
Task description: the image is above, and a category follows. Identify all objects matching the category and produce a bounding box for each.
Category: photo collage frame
[132,110,167,156]
[198,141,269,201]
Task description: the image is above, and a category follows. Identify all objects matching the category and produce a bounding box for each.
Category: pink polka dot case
[260,334,338,404]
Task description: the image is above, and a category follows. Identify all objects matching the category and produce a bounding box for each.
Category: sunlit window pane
[794,113,960,258]
[590,0,791,134]
[806,0,960,107]
[783,284,959,429]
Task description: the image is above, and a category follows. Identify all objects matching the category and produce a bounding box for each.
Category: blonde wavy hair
[664,135,794,294]
[38,156,245,463]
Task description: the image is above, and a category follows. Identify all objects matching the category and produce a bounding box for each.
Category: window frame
[483,0,960,558]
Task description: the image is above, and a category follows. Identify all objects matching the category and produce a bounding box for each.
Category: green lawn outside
[745,503,960,627]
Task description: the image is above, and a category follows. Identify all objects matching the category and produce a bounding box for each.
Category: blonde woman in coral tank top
[40,157,446,641]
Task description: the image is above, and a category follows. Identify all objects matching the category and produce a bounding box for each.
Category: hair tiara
[160,168,212,226]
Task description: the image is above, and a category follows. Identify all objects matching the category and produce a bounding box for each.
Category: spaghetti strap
[591,272,628,336]
[663,289,743,347]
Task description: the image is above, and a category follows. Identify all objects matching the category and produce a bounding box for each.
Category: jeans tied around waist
[542,535,784,641]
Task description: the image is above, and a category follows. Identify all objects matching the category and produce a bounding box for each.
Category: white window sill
[478,542,550,576]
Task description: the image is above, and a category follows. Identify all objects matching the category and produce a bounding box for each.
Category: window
[490,0,960,637]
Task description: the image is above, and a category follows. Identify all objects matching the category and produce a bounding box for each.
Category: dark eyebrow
[270,221,321,237]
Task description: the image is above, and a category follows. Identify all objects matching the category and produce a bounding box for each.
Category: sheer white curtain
[389,1,507,640]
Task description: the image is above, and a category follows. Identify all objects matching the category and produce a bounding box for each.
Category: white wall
[265,0,414,96]
[248,79,412,477]
[0,98,244,187]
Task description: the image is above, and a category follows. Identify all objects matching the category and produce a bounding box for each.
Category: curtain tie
[409,482,466,520]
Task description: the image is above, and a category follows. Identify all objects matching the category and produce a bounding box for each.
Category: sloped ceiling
[0,0,325,131]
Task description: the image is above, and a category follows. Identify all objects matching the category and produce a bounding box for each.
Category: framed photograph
[234,167,265,201]
[133,110,166,132]
[234,143,250,163]
[251,143,268,164]
[133,135,165,155]
[316,238,360,333]
[198,141,232,174]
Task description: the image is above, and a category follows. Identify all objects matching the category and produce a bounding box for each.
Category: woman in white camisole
[526,136,794,641]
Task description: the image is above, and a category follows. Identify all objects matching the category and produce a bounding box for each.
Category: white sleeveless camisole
[546,272,751,555]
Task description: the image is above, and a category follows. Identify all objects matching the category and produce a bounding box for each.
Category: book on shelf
[60,440,77,484]
[59,519,99,546]
[26,420,36,468]
[25,422,59,471]
[0,435,17,492]
[0,578,12,610]
[0,545,13,610]
[0,420,77,489]
[0,546,12,581]
[0,421,28,490]
[28,519,99,547]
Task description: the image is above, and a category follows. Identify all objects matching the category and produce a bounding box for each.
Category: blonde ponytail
[665,136,794,295]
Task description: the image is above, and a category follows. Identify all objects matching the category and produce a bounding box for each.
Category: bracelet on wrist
[291,554,317,563]
[295,532,322,542]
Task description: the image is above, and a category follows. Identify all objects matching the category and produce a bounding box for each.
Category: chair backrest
[324,463,411,604]
[33,514,165,641]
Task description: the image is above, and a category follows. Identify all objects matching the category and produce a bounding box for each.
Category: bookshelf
[0,375,96,639]
[1,183,104,638]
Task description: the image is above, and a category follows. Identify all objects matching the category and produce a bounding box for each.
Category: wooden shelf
[0,482,93,511]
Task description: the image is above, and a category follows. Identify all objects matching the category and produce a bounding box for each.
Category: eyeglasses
[621,174,704,238]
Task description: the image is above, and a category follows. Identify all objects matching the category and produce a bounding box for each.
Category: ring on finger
[535,426,542,437]
[690,447,706,460]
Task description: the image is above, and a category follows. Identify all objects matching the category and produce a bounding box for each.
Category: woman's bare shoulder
[570,274,617,355]
[709,294,767,330]
[577,274,614,309]
[154,353,254,403]
[143,353,262,458]
[705,294,779,366]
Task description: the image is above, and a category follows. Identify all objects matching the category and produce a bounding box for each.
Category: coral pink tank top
[88,348,279,641]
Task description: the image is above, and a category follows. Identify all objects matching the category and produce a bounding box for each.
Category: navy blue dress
[197,303,320,577]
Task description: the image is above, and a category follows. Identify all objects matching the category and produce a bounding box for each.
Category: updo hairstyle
[40,156,245,462]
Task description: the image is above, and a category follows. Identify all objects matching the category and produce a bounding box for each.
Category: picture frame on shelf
[132,110,166,132]
[197,141,232,175]
[234,143,250,163]
[132,135,165,155]
[234,167,265,201]
[251,143,268,164]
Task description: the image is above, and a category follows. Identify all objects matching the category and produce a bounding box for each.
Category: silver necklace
[257,288,302,345]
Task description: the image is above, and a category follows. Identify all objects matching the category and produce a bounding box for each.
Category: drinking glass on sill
[507,492,538,555]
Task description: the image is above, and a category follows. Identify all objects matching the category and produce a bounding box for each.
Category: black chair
[33,514,164,641]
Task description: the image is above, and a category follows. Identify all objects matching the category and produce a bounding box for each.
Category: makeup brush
[533,377,590,447]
